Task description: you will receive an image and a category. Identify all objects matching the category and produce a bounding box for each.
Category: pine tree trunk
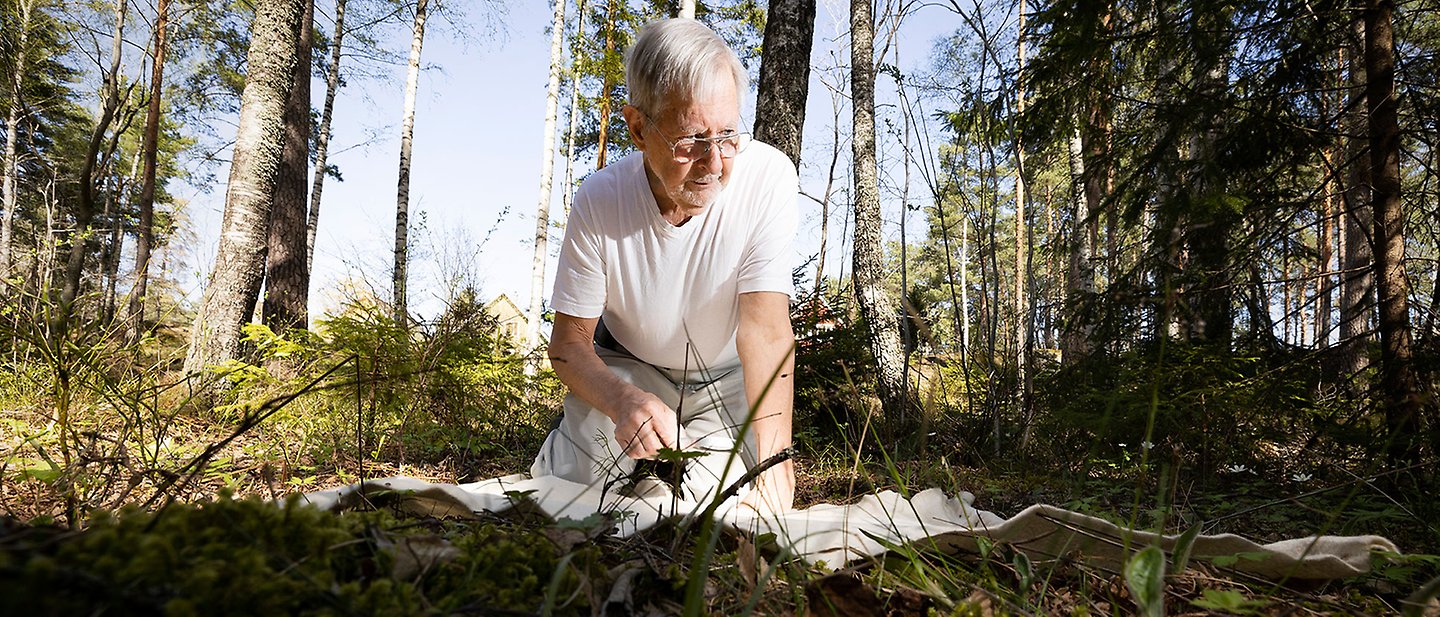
[595,0,616,170]
[752,0,814,168]
[527,0,568,355]
[307,0,347,272]
[1,0,36,281]
[127,0,169,342]
[1363,0,1424,461]
[393,0,431,326]
[850,0,912,424]
[184,0,305,376]
[1340,15,1374,380]
[264,0,314,333]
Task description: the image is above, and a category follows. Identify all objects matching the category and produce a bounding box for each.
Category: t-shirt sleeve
[737,152,799,297]
[550,187,607,319]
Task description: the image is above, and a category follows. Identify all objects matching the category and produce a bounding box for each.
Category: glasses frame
[641,111,751,164]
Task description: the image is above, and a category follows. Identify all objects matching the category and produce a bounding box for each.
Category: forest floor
[2,409,1438,615]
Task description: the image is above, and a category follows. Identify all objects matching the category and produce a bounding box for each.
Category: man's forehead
[652,100,740,131]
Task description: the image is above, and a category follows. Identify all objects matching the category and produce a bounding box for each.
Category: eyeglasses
[643,113,751,163]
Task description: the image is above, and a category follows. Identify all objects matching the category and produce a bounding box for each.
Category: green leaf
[1124,545,1166,617]
[1192,589,1266,614]
[1171,524,1203,572]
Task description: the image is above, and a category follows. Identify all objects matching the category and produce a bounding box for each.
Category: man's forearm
[736,292,797,511]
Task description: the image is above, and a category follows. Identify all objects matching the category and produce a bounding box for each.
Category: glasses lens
[718,134,748,158]
[673,134,750,162]
[673,139,706,162]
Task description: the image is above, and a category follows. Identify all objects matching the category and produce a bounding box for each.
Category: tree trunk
[562,0,587,219]
[1363,0,1424,461]
[527,0,568,355]
[812,92,842,298]
[1,0,36,281]
[595,0,616,170]
[1063,127,1093,362]
[1014,0,1031,445]
[1340,15,1374,380]
[62,0,130,328]
[677,0,695,19]
[127,0,169,342]
[307,0,347,272]
[752,0,814,168]
[850,0,912,424]
[184,0,305,376]
[264,0,314,333]
[393,0,431,326]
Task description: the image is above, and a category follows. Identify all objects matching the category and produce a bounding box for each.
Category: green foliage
[0,495,600,616]
[792,293,876,451]
[1123,545,1165,617]
[230,291,560,469]
[1033,341,1334,476]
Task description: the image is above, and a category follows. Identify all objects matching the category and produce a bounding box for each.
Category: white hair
[625,18,748,115]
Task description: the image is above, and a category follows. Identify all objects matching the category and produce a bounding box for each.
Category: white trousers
[530,346,758,504]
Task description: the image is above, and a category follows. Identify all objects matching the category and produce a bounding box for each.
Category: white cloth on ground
[301,474,1398,580]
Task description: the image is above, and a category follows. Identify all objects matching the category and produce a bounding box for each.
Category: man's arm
[735,291,796,512]
[548,313,680,459]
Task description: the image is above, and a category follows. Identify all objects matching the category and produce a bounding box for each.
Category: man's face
[624,78,740,223]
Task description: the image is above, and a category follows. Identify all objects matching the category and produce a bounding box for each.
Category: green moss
[0,496,599,616]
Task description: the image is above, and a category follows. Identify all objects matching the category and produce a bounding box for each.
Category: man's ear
[621,105,646,147]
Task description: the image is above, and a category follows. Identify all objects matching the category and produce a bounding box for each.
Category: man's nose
[695,140,724,171]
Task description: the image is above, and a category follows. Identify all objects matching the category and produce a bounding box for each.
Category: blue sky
[180,0,966,322]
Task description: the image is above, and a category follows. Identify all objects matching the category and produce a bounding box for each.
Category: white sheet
[301,474,1397,580]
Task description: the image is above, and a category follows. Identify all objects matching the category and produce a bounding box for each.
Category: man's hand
[611,389,682,459]
[550,313,688,461]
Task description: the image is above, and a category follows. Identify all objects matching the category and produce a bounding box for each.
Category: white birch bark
[561,0,587,219]
[393,0,431,326]
[185,0,306,376]
[526,0,567,357]
[1,0,36,280]
[307,0,348,270]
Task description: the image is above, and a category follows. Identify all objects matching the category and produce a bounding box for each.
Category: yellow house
[483,294,549,369]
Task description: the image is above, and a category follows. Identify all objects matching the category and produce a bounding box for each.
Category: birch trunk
[307,0,347,270]
[1014,0,1031,444]
[561,0,587,219]
[527,0,568,354]
[1,0,36,280]
[1063,126,1092,362]
[184,0,305,376]
[263,0,314,333]
[393,0,431,326]
[850,0,912,422]
[677,0,694,19]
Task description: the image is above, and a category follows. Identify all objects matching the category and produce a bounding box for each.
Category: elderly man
[531,18,798,513]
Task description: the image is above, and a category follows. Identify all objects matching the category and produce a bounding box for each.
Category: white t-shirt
[551,141,799,370]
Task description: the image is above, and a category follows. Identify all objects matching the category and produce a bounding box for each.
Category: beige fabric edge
[299,474,1398,580]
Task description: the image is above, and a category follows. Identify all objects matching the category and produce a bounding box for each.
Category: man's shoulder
[743,140,796,172]
[573,152,645,214]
